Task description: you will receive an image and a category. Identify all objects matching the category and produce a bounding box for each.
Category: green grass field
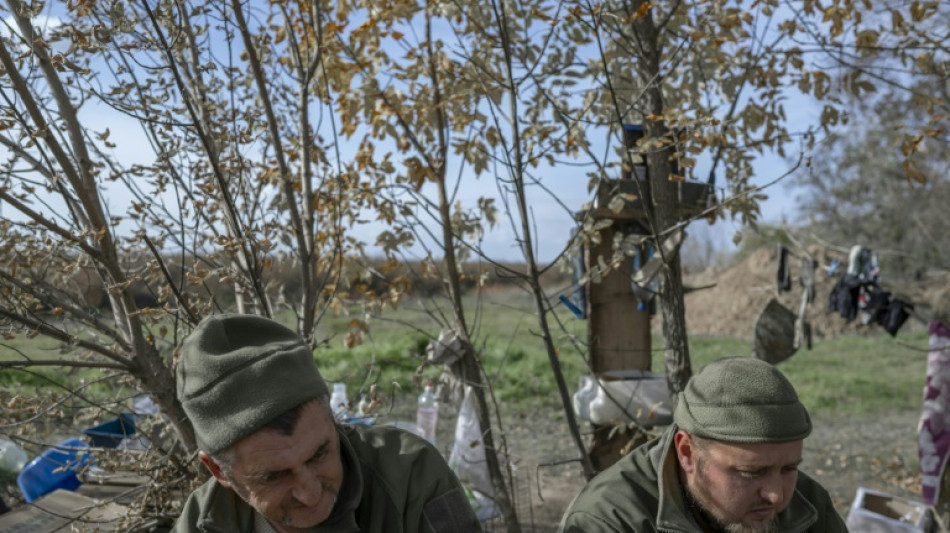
[0,289,932,419]
[296,289,931,418]
[689,332,929,415]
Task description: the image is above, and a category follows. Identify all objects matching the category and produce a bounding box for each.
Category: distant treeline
[62,255,571,312]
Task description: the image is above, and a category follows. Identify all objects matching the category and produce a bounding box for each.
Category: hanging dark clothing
[829,274,864,322]
[777,245,792,292]
[862,285,892,325]
[800,257,817,303]
[882,298,913,337]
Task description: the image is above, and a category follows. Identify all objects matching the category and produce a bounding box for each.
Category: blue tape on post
[559,294,584,318]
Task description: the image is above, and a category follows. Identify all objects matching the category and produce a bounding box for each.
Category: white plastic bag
[448,387,494,498]
[466,486,499,522]
[573,375,597,421]
[588,370,673,426]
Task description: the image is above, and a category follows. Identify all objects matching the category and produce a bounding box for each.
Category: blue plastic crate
[16,438,90,503]
[81,413,136,448]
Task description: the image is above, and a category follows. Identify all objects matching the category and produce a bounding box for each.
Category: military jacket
[172,424,481,533]
[559,425,848,533]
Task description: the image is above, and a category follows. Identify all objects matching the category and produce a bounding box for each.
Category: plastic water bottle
[416,382,439,445]
[0,438,27,478]
[330,383,348,421]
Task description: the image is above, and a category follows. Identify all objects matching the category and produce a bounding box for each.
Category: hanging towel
[919,321,950,506]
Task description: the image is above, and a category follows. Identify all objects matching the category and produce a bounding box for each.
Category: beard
[683,467,779,533]
[684,487,778,533]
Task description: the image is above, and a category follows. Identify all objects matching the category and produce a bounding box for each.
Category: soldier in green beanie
[559,357,847,533]
[171,314,480,533]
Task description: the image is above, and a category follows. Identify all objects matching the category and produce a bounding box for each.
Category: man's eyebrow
[244,440,331,481]
[306,440,333,463]
[246,468,289,482]
[736,458,804,469]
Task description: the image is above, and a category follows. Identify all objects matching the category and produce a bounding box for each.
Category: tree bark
[631,0,693,393]
[427,10,520,525]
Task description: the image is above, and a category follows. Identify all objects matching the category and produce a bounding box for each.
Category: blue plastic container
[16,438,90,503]
[81,413,136,448]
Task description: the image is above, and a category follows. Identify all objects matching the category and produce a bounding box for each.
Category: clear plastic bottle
[416,382,439,445]
[330,382,348,421]
[0,438,27,478]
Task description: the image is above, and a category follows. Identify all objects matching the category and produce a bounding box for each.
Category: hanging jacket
[829,274,863,322]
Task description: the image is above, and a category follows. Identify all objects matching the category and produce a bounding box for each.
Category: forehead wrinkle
[237,432,331,478]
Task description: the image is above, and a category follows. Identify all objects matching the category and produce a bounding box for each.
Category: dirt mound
[682,245,950,339]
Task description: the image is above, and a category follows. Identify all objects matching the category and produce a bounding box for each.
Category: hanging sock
[776,245,792,292]
[800,257,817,303]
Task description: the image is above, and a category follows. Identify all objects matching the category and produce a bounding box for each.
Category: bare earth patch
[502,408,924,531]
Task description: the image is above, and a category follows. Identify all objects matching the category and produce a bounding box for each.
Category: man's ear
[199,451,233,489]
[673,430,697,474]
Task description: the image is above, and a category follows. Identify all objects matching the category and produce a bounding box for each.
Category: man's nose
[759,475,784,505]
[291,470,323,506]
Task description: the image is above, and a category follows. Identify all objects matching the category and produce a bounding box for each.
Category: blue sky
[0,3,824,267]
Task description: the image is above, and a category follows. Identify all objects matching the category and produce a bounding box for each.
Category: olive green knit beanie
[177,314,329,454]
[674,356,811,443]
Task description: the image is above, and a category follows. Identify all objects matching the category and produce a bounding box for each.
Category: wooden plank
[0,490,127,533]
[587,226,652,373]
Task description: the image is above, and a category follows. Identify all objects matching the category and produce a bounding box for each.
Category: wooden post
[586,230,652,470]
[579,123,712,472]
[587,231,653,372]
[584,126,654,469]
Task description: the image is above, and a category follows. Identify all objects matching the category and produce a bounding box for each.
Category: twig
[0,359,128,370]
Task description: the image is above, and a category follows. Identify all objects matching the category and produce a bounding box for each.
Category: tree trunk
[631,0,693,393]
[137,363,197,454]
[458,344,521,531]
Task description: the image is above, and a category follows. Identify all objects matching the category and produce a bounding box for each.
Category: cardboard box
[0,489,127,533]
[845,487,933,533]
